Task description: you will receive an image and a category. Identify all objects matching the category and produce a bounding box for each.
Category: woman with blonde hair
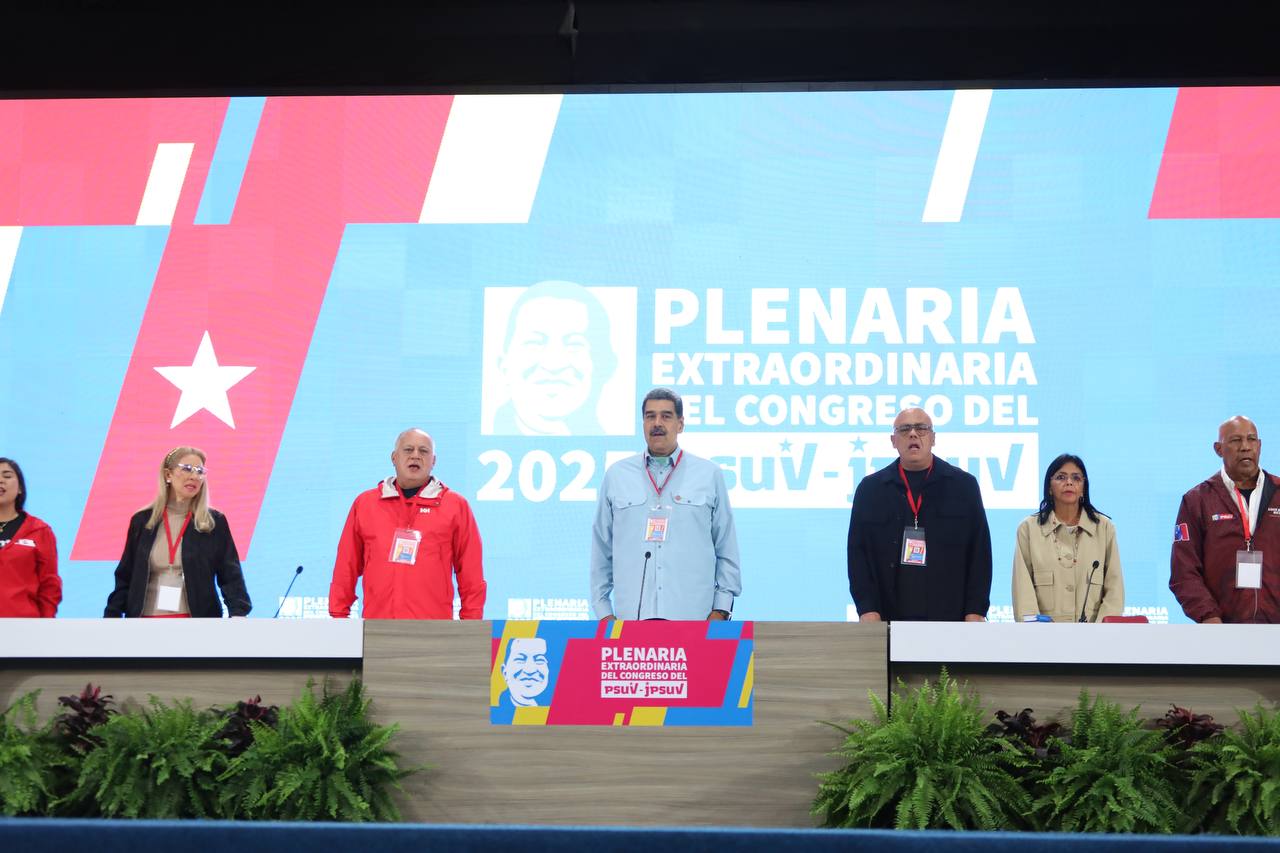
[104,446,251,618]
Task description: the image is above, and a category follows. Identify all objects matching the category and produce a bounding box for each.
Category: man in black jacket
[846,407,991,622]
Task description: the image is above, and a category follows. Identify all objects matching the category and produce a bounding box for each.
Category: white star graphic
[154,331,256,429]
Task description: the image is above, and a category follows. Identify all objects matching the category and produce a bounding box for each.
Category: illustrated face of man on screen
[497,281,617,436]
[501,637,550,707]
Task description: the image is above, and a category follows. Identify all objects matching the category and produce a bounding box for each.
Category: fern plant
[812,670,1033,830]
[1031,691,1179,834]
[66,696,226,818]
[46,683,119,815]
[0,691,57,816]
[217,678,413,822]
[1183,704,1280,835]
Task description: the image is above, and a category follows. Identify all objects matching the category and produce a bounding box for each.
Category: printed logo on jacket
[490,619,753,726]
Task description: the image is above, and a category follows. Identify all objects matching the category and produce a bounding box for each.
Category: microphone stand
[273,566,305,618]
[1078,560,1101,623]
[635,551,651,620]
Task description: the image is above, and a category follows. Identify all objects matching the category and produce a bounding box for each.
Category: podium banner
[490,619,754,726]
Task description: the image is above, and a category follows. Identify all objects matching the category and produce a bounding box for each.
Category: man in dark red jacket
[329,428,487,619]
[1171,415,1280,623]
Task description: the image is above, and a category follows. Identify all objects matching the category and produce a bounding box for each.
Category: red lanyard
[898,461,933,526]
[647,450,684,497]
[162,510,192,566]
[1234,488,1253,546]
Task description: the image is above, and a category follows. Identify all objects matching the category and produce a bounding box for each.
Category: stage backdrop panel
[2,89,1279,623]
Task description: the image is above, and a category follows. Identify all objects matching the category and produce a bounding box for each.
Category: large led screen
[1,88,1276,621]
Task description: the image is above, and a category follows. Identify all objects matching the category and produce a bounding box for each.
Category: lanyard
[162,510,192,567]
[898,461,933,528]
[647,450,684,498]
[1234,488,1254,548]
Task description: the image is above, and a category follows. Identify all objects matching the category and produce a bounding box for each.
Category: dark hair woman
[0,457,61,617]
[1011,453,1124,623]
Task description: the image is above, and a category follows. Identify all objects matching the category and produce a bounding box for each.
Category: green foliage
[1184,704,1280,835]
[0,692,58,816]
[217,678,413,822]
[46,683,118,816]
[68,696,226,818]
[813,670,1033,830]
[1031,690,1179,834]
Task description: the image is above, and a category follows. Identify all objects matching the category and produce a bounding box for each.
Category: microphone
[273,566,305,618]
[635,551,651,620]
[1078,560,1101,623]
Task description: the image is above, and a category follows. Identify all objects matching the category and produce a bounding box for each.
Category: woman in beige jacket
[1012,453,1124,622]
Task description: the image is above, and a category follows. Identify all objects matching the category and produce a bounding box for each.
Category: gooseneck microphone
[1078,560,1102,623]
[636,551,652,620]
[273,566,305,618]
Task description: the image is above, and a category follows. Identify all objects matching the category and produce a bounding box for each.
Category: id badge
[901,526,927,567]
[646,504,671,543]
[389,528,421,565]
[156,584,182,612]
[1236,549,1263,589]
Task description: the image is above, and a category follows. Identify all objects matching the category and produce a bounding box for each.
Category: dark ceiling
[4,1,1279,97]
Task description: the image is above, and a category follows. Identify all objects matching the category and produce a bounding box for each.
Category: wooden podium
[361,621,886,826]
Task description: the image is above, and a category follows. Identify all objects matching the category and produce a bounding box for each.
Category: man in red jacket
[329,428,487,619]
[1171,415,1280,623]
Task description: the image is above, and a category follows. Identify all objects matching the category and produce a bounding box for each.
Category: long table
[3,619,1277,826]
[890,622,1280,725]
[0,619,885,827]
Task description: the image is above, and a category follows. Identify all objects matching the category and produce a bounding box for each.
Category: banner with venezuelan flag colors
[490,620,754,726]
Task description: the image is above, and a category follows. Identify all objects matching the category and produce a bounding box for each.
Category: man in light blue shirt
[590,388,742,621]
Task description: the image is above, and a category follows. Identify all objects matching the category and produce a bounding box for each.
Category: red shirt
[328,477,486,619]
[0,513,61,617]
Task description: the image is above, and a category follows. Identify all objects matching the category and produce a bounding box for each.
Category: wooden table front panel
[894,663,1280,726]
[0,661,358,720]
[361,621,887,827]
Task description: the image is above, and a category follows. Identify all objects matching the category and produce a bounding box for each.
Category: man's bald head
[1215,415,1262,488]
[391,428,436,490]
[395,428,432,449]
[890,407,935,471]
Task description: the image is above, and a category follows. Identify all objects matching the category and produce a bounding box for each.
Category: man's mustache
[523,366,585,382]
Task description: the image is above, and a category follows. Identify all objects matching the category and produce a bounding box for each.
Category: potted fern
[1183,704,1280,835]
[64,696,226,818]
[216,678,412,822]
[0,692,57,816]
[812,670,1033,830]
[1031,691,1180,834]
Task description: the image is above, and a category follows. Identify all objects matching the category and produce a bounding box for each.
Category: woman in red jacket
[0,457,61,617]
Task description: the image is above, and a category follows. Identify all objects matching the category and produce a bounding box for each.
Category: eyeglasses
[173,463,207,477]
[894,424,933,436]
[1052,473,1084,484]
